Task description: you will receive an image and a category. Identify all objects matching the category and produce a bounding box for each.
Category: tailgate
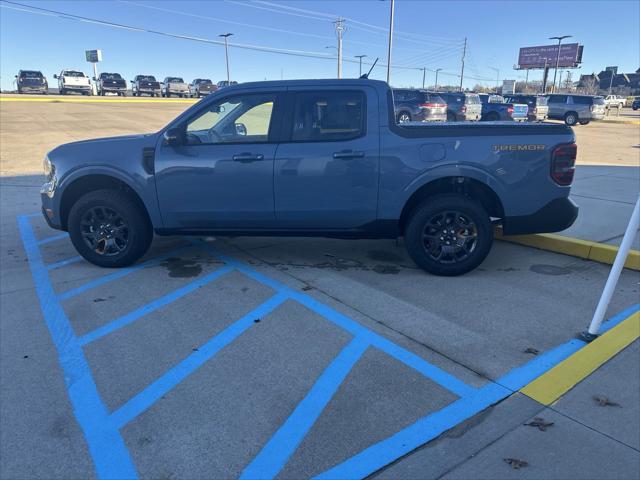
[513,104,528,117]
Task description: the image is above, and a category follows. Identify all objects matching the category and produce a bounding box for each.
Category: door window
[549,95,567,104]
[291,91,365,142]
[185,93,275,145]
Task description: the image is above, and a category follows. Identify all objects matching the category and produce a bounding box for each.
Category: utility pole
[459,37,467,91]
[542,57,549,93]
[549,35,571,93]
[219,33,233,83]
[434,68,442,91]
[558,69,564,92]
[334,18,345,79]
[355,55,367,77]
[386,0,395,84]
[421,67,426,89]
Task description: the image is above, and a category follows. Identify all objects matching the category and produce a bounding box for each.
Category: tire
[60,88,66,95]
[397,111,412,123]
[67,189,153,268]
[485,112,500,122]
[578,120,590,125]
[446,111,456,122]
[564,112,578,126]
[404,194,493,276]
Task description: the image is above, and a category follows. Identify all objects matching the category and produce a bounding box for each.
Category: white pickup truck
[54,69,92,95]
[604,95,626,109]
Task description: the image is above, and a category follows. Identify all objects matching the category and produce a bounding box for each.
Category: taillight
[460,105,467,113]
[590,105,595,112]
[507,106,514,115]
[533,107,538,114]
[419,103,438,108]
[550,143,577,186]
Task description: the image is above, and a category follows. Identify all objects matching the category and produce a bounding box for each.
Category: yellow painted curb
[0,97,196,104]
[520,312,640,405]
[496,230,640,271]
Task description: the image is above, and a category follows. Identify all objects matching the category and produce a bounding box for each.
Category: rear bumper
[502,197,578,235]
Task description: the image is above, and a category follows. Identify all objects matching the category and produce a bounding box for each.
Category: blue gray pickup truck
[40,79,578,276]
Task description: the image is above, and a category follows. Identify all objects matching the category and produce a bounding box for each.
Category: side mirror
[235,123,247,136]
[53,74,58,79]
[14,75,18,78]
[164,128,184,146]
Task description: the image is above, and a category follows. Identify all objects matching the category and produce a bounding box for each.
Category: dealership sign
[85,49,102,63]
[517,43,582,69]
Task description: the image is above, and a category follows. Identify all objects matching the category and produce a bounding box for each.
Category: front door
[274,87,380,230]
[155,90,283,229]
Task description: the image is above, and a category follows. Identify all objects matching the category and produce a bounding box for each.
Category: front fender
[56,165,163,228]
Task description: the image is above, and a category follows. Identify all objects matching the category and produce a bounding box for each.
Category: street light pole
[434,68,442,91]
[386,0,395,84]
[549,35,571,93]
[355,55,367,77]
[219,33,233,83]
[421,67,426,89]
[334,18,346,79]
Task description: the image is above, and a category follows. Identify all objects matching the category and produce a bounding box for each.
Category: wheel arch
[399,176,505,234]
[59,173,152,230]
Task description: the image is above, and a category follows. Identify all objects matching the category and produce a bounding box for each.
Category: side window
[550,95,568,104]
[393,91,406,102]
[572,96,591,105]
[291,90,365,142]
[185,93,275,145]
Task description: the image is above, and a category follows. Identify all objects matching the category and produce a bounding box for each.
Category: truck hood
[48,133,159,173]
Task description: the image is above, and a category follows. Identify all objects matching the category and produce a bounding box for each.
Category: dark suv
[504,94,549,122]
[392,89,447,122]
[438,92,482,121]
[15,70,48,94]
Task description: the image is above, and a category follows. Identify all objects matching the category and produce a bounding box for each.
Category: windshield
[64,71,85,77]
[20,71,42,78]
[102,73,122,80]
[167,77,184,83]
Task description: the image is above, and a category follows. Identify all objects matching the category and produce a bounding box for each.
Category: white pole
[386,0,395,84]
[585,194,640,338]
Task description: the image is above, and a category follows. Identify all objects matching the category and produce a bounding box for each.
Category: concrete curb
[600,118,640,125]
[496,229,640,271]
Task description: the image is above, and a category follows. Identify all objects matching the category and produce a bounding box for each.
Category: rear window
[200,79,212,84]
[426,93,446,104]
[139,76,156,82]
[64,71,85,77]
[167,77,184,83]
[536,96,548,106]
[20,71,42,78]
[291,90,365,142]
[101,73,122,80]
[466,94,481,104]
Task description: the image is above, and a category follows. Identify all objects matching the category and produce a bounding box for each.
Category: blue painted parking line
[18,215,138,479]
[47,255,83,270]
[37,231,69,245]
[20,214,636,480]
[78,265,235,346]
[57,245,192,301]
[109,292,289,429]
[241,337,370,480]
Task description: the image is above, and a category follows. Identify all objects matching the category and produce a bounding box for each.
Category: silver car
[547,94,606,126]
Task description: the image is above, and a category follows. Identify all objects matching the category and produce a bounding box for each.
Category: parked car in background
[438,92,482,121]
[392,89,447,122]
[15,70,48,94]
[604,95,626,108]
[189,78,217,98]
[96,72,127,96]
[54,70,92,95]
[131,75,162,97]
[478,94,528,122]
[632,97,640,110]
[547,94,606,125]
[216,80,238,89]
[40,78,578,277]
[162,77,189,97]
[504,94,549,122]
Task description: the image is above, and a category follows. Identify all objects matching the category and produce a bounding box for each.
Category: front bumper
[502,197,578,235]
[19,85,47,92]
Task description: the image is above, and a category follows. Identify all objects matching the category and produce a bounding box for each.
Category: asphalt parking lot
[1,96,639,479]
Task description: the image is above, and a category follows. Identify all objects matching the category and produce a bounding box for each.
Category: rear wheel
[564,111,578,126]
[404,194,493,276]
[446,111,456,122]
[578,120,590,125]
[397,111,412,123]
[67,189,153,268]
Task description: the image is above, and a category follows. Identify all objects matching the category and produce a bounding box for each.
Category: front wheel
[404,194,493,276]
[68,189,153,268]
[578,120,590,125]
[397,111,412,123]
[564,112,578,126]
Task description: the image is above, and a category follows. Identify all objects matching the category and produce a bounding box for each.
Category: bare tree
[582,75,600,95]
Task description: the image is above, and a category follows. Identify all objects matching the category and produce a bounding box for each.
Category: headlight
[43,156,53,178]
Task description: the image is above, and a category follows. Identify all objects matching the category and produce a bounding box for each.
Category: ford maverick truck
[40,79,578,276]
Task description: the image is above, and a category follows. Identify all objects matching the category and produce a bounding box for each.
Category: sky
[1,0,639,92]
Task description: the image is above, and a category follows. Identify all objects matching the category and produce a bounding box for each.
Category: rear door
[273,87,380,229]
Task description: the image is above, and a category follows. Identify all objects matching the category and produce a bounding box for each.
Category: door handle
[332,150,365,159]
[232,153,264,162]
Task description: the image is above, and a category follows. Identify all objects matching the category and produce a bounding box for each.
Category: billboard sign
[517,43,581,69]
[85,49,102,63]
